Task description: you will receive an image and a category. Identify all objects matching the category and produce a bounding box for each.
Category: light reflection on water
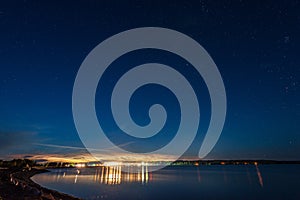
[255,163,264,187]
[96,165,150,185]
[46,165,151,185]
[32,165,300,200]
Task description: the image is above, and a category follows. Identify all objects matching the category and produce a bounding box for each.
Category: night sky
[0,1,299,161]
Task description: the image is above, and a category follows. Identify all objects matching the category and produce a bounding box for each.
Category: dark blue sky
[0,1,299,161]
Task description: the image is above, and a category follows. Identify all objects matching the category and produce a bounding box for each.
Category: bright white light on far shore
[103,162,121,167]
[75,163,86,168]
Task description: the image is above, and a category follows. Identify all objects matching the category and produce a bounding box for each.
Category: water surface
[32,165,300,200]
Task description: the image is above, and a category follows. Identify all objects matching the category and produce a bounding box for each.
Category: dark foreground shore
[0,167,81,200]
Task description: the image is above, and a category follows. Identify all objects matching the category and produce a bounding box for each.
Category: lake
[31,164,300,200]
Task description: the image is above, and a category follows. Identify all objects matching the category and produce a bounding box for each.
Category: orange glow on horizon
[10,152,178,164]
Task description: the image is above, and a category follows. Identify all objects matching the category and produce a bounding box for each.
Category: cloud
[7,142,178,163]
[9,151,178,163]
[0,130,39,159]
[0,131,35,150]
[2,140,178,162]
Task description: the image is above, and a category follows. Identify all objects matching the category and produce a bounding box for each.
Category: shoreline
[0,167,81,200]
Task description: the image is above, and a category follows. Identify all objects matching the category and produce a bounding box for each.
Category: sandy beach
[0,167,81,200]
